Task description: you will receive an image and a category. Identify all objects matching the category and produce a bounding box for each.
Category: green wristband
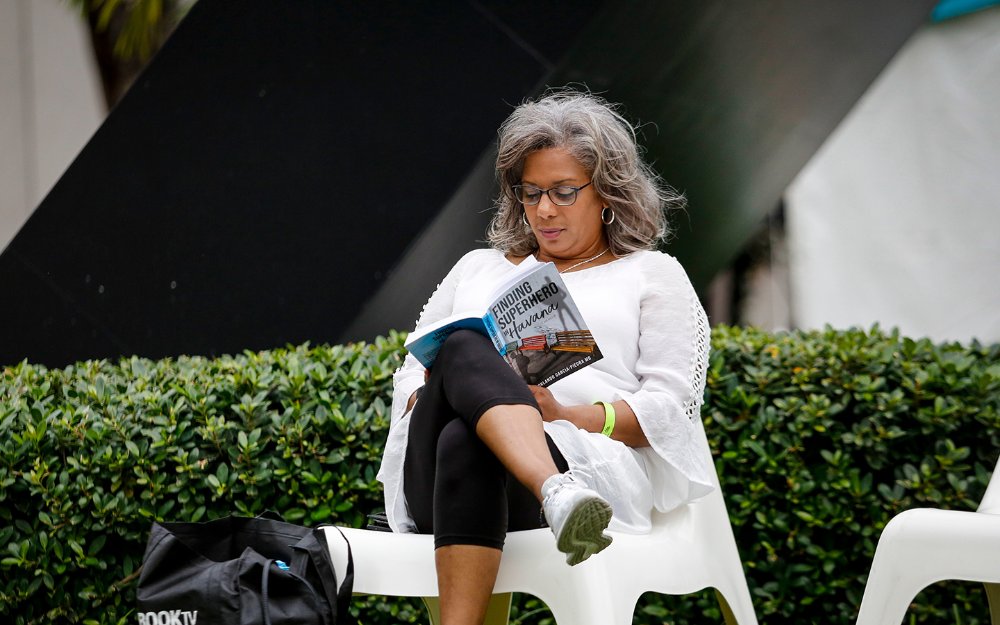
[595,401,615,437]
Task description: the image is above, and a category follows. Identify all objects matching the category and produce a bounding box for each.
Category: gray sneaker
[541,472,613,565]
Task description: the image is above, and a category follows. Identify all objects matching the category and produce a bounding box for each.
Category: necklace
[541,248,609,273]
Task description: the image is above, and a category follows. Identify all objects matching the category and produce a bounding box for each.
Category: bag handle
[291,527,354,624]
[261,558,273,625]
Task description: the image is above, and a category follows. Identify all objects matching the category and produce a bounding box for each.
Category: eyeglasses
[511,181,593,206]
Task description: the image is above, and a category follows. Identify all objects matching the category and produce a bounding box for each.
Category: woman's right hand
[528,384,569,422]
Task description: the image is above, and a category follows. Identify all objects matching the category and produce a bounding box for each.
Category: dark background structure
[0,0,937,367]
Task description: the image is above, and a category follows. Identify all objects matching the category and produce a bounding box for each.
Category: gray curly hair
[487,89,684,256]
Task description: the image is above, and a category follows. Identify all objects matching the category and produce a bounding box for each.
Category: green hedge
[700,325,999,625]
[1,326,998,625]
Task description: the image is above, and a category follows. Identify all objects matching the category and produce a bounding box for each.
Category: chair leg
[715,586,759,625]
[545,589,636,625]
[421,594,512,625]
[854,573,918,625]
[422,597,442,625]
[716,589,737,625]
[483,593,513,625]
[985,582,1000,625]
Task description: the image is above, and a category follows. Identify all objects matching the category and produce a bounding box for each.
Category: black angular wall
[0,0,936,367]
[0,0,601,366]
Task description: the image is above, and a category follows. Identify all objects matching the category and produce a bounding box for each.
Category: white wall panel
[786,8,1000,343]
[0,0,104,253]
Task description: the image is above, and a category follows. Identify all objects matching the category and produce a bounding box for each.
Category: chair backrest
[976,453,1000,514]
[645,412,732,540]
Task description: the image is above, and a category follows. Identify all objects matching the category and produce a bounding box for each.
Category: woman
[377,89,714,625]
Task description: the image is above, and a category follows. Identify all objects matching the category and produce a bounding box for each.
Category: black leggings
[403,330,569,550]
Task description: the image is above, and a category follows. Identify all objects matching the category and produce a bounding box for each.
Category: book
[404,260,603,387]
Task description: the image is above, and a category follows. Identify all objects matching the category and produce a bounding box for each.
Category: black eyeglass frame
[511,181,594,206]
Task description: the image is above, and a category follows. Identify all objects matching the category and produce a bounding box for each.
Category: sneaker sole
[556,496,613,566]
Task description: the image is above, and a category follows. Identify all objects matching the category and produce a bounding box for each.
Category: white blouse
[376,248,714,534]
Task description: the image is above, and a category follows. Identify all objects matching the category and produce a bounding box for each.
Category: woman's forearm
[560,400,649,448]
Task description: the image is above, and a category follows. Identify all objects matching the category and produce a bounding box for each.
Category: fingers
[528,384,547,398]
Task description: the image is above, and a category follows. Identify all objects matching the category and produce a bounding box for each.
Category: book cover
[404,261,602,387]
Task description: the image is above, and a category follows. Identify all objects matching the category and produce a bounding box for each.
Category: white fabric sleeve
[378,253,472,532]
[614,253,714,506]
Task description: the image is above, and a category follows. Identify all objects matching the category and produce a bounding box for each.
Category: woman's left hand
[528,385,568,422]
[528,386,650,447]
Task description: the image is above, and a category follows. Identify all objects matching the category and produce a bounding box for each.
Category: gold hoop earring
[601,207,616,225]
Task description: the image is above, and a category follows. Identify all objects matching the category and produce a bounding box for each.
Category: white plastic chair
[855,454,1000,625]
[325,416,758,625]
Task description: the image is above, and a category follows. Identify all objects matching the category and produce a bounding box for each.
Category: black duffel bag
[136,511,353,625]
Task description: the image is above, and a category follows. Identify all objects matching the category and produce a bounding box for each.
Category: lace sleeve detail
[684,289,711,421]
